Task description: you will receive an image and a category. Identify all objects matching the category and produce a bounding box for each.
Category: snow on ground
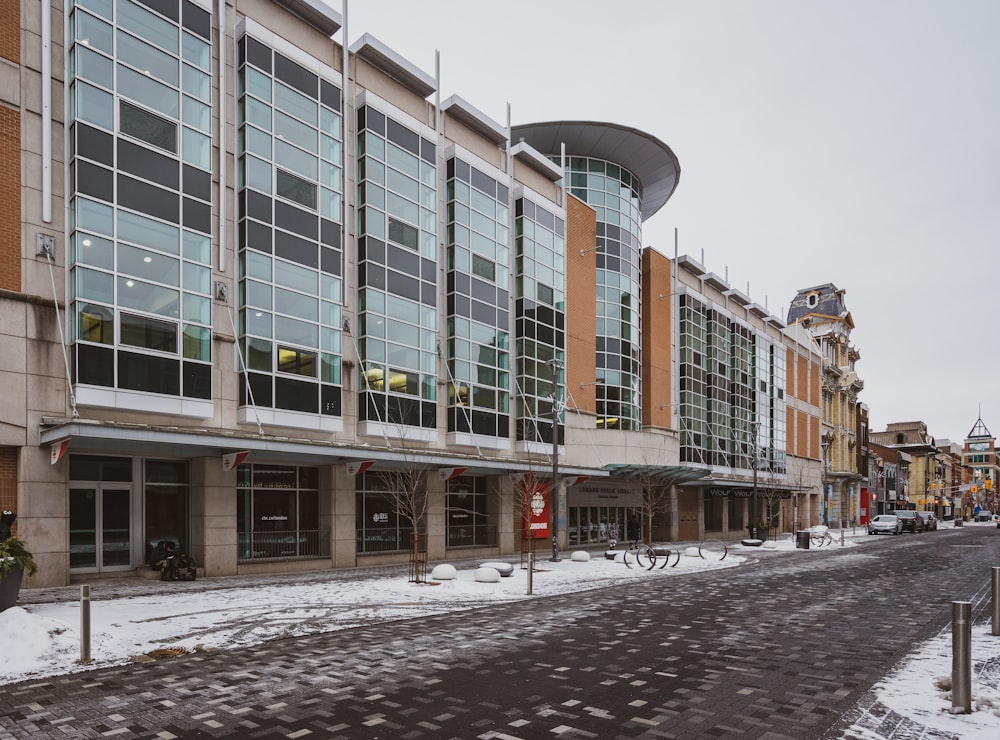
[2,522,999,740]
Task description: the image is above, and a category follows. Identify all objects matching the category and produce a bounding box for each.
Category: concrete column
[668,485,679,541]
[330,465,357,568]
[18,445,69,587]
[190,456,238,577]
[425,475,446,561]
[494,475,515,555]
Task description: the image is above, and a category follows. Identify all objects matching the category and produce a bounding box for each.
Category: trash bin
[955,518,963,527]
[795,530,810,549]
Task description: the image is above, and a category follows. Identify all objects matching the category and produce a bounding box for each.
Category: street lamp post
[751,420,760,540]
[548,358,562,562]
[821,437,832,527]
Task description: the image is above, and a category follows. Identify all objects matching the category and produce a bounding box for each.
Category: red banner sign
[524,481,551,539]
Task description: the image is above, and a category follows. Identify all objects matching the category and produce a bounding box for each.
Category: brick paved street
[2,528,998,739]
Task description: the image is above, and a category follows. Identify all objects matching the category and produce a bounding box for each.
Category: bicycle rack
[621,544,680,570]
[698,539,728,561]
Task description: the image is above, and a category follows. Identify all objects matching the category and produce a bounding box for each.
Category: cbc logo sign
[530,490,545,517]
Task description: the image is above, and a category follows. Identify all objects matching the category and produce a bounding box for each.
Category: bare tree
[755,478,785,539]
[371,462,430,583]
[631,468,671,546]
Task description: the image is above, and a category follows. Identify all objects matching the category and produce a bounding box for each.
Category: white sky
[3,526,999,737]
[337,0,1000,444]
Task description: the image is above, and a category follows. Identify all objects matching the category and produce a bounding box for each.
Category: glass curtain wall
[445,158,511,439]
[356,105,438,428]
[679,294,707,464]
[236,34,344,417]
[514,197,566,445]
[679,295,785,475]
[67,0,214,399]
[564,157,643,430]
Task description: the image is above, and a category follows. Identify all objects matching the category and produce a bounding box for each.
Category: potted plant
[1,510,38,613]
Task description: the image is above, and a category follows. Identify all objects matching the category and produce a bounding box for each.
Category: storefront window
[237,463,325,560]
[355,471,412,553]
[144,459,189,566]
[727,495,743,533]
[704,495,724,531]
[445,476,495,547]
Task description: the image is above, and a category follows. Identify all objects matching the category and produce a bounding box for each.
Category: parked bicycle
[810,526,834,547]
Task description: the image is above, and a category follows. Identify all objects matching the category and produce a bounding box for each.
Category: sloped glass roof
[604,464,710,486]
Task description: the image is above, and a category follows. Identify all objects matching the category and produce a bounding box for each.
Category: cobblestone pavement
[2,528,999,739]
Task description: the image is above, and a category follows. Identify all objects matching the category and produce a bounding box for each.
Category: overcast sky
[339,0,999,444]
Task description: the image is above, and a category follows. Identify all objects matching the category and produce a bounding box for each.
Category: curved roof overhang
[510,121,681,221]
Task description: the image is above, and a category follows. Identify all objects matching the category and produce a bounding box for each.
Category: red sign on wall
[524,482,551,539]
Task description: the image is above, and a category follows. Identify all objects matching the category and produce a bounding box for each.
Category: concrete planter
[0,565,24,613]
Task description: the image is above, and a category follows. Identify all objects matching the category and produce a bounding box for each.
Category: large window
[356,104,438,429]
[355,472,413,553]
[68,0,214,401]
[237,464,324,560]
[446,476,495,547]
[514,195,565,445]
[445,157,511,439]
[236,33,344,417]
[144,460,189,566]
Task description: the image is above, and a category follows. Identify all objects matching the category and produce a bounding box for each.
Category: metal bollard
[951,601,971,713]
[993,567,1000,637]
[527,552,534,595]
[80,585,91,664]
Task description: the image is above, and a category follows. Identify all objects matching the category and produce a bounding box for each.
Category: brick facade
[641,248,673,429]
[0,105,20,292]
[565,195,597,414]
[0,0,18,64]
[0,447,16,534]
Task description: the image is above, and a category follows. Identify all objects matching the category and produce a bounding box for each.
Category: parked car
[868,514,902,535]
[891,509,925,533]
[916,511,938,531]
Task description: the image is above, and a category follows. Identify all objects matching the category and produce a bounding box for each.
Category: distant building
[787,284,864,526]
[869,442,910,513]
[962,416,996,516]
[870,422,943,514]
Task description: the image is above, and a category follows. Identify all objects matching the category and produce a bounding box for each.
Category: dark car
[892,509,924,533]
[916,511,938,531]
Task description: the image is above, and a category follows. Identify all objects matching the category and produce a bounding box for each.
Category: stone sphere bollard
[474,567,501,583]
[430,563,457,580]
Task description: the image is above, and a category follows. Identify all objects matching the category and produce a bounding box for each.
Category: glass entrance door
[70,486,133,572]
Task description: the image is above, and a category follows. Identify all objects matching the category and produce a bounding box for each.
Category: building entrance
[69,485,133,572]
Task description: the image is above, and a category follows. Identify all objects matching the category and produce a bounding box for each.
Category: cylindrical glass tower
[511,122,680,430]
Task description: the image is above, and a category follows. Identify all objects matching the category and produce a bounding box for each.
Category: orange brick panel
[0,105,21,292]
[565,196,597,414]
[0,0,18,64]
[641,248,672,428]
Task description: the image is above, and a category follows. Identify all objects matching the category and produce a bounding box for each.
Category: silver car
[868,514,902,535]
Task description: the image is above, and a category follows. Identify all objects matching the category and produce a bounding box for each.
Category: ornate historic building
[787,284,864,526]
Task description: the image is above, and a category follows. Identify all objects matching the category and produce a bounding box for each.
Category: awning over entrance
[37,418,605,480]
[603,464,711,487]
